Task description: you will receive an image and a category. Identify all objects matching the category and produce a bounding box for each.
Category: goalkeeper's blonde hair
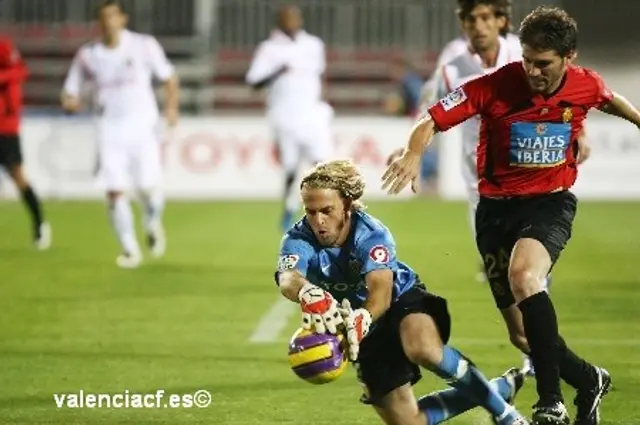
[300,159,366,211]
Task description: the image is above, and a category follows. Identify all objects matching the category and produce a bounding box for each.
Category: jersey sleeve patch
[440,87,467,111]
[368,245,390,264]
[277,254,300,271]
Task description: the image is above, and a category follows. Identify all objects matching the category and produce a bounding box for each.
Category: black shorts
[0,134,22,168]
[475,191,578,309]
[355,283,451,406]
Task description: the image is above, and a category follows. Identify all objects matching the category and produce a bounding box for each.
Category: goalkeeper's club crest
[278,254,299,271]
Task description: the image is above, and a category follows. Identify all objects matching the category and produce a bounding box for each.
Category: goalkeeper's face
[302,187,351,247]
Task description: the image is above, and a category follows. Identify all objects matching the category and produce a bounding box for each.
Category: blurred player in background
[430,0,519,82]
[246,4,333,232]
[382,6,640,424]
[61,0,179,269]
[276,159,529,425]
[418,0,523,278]
[0,37,51,250]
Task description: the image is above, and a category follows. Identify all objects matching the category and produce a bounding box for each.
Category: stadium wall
[1,115,638,201]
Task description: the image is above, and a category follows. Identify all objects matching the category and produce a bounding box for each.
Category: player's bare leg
[399,313,528,424]
[107,190,141,268]
[140,188,166,258]
[9,163,50,250]
[509,238,568,424]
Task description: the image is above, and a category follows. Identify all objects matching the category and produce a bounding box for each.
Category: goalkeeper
[274,159,529,425]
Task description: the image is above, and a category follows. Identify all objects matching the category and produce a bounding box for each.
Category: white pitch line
[249,297,297,343]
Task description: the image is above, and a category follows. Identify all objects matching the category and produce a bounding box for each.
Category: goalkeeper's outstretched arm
[278,270,309,302]
[361,269,394,322]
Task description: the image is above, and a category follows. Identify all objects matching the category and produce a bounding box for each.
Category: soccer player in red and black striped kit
[0,37,50,249]
[384,6,640,425]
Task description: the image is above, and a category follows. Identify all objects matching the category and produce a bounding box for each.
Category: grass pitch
[0,199,638,424]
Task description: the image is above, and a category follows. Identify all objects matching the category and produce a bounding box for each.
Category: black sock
[283,172,295,203]
[518,291,563,404]
[558,335,598,392]
[20,186,43,234]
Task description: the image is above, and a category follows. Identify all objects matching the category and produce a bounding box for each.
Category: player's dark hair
[519,6,577,57]
[96,0,126,18]
[456,0,513,36]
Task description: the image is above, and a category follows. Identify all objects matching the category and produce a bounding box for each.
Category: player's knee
[509,332,530,353]
[508,267,541,300]
[9,165,28,189]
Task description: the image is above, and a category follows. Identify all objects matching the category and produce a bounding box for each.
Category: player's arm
[275,236,343,334]
[382,72,494,194]
[338,234,397,360]
[147,36,179,126]
[361,269,393,321]
[278,269,310,302]
[60,50,87,113]
[358,235,397,320]
[275,236,314,300]
[0,40,27,84]
[245,42,287,90]
[598,92,640,129]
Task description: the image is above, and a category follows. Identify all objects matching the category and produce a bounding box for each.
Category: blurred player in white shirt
[246,5,333,231]
[427,0,522,261]
[61,0,179,268]
[417,0,521,282]
[420,0,518,112]
[434,30,520,70]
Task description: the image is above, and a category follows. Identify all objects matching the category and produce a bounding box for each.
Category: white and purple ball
[287,327,348,385]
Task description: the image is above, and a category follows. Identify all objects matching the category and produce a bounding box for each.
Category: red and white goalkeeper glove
[338,299,372,361]
[298,282,343,334]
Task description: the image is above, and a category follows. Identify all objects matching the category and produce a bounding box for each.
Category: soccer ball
[287,327,348,385]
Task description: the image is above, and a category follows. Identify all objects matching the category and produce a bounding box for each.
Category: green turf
[0,199,638,424]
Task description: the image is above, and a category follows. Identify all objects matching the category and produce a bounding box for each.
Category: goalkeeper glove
[298,282,343,334]
[338,299,372,361]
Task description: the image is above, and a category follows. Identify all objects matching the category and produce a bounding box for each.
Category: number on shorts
[484,248,510,279]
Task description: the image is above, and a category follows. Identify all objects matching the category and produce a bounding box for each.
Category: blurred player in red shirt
[0,37,50,249]
[383,6,640,425]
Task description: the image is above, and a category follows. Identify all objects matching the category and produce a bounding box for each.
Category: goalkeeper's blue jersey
[275,210,419,309]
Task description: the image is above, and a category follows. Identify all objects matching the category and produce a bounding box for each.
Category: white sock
[140,189,165,231]
[285,189,301,215]
[109,196,140,256]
